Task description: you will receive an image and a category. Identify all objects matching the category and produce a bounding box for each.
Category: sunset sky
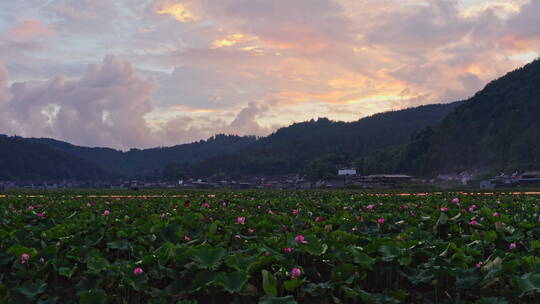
[0,0,539,149]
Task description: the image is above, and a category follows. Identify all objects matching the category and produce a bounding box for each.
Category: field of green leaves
[2,190,540,303]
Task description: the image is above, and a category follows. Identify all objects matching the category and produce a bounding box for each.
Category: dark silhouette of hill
[0,99,464,181]
[170,102,460,179]
[0,135,106,181]
[25,134,257,179]
[357,59,540,176]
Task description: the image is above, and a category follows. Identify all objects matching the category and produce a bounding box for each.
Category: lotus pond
[2,190,540,303]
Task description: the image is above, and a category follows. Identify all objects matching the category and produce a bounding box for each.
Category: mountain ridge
[368,58,540,176]
[0,101,460,181]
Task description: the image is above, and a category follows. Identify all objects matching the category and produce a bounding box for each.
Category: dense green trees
[26,134,257,179]
[394,59,540,176]
[0,136,106,181]
[176,103,459,179]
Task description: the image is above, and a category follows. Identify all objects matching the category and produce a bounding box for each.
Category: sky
[0,0,539,149]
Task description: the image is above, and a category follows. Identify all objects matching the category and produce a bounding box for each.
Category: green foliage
[259,296,298,304]
[216,271,248,294]
[262,270,278,296]
[1,190,539,303]
[192,247,227,270]
[517,273,540,295]
[15,280,47,300]
[79,289,107,304]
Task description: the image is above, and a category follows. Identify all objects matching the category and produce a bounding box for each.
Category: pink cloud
[9,19,55,40]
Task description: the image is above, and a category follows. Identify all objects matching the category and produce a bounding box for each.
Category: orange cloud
[9,19,55,40]
[460,1,521,19]
[500,35,537,50]
[156,2,199,23]
[211,34,246,48]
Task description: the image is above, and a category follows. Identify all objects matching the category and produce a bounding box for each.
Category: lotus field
[2,191,540,303]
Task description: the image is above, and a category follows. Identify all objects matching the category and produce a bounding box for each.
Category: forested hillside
[167,102,460,179]
[359,59,540,176]
[0,136,107,181]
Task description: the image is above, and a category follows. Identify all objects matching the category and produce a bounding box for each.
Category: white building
[338,169,357,176]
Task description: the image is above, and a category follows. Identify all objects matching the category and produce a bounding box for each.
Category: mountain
[396,59,540,175]
[0,135,106,181]
[0,99,462,182]
[25,134,257,179]
[172,102,460,179]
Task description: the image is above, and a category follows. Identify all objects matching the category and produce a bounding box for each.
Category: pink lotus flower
[315,217,323,222]
[133,267,143,276]
[440,207,449,212]
[86,203,92,207]
[291,209,299,215]
[248,228,254,233]
[377,218,385,224]
[267,209,274,215]
[201,202,210,208]
[20,253,29,264]
[492,212,500,217]
[468,205,477,212]
[452,198,460,204]
[469,220,479,226]
[184,235,191,241]
[103,210,111,215]
[366,204,374,210]
[237,217,246,225]
[28,206,34,211]
[37,212,45,218]
[402,204,409,209]
[509,243,517,249]
[284,247,292,253]
[234,234,241,240]
[295,235,308,244]
[476,261,483,268]
[291,267,302,279]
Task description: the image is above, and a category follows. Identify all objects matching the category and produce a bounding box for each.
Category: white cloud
[0,56,273,149]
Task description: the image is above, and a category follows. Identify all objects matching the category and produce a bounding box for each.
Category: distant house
[338,169,357,176]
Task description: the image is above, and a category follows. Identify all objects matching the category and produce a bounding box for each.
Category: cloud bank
[0,0,538,149]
